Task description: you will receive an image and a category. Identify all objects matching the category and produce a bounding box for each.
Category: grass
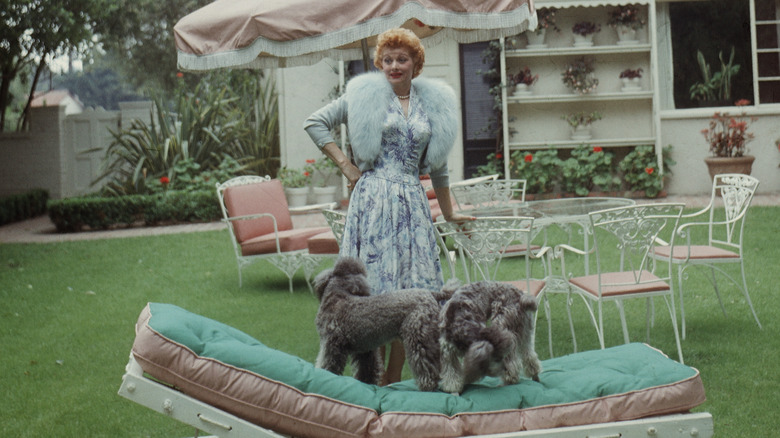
[1,207,778,437]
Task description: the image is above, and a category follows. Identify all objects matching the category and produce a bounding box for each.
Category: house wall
[659,108,780,195]
[277,39,465,183]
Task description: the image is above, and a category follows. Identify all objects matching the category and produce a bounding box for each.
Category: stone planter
[284,187,309,207]
[570,125,593,141]
[621,77,642,92]
[313,185,339,204]
[526,28,547,47]
[573,33,594,47]
[704,155,755,181]
[513,83,534,96]
[615,25,639,45]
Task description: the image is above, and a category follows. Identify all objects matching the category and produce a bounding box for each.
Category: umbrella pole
[361,38,371,72]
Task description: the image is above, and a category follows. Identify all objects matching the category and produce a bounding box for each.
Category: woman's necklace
[396,94,410,100]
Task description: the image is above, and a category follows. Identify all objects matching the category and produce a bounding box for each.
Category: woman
[304,28,471,385]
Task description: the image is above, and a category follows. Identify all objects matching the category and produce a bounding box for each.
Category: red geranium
[645,167,654,175]
[160,176,170,185]
[524,154,533,163]
[593,146,603,153]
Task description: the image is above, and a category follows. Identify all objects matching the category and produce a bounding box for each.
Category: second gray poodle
[313,257,454,391]
[439,281,542,393]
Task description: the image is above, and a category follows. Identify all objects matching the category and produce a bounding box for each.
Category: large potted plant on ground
[701,99,757,180]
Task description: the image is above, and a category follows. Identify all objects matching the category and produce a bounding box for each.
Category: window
[668,0,753,108]
[754,0,780,103]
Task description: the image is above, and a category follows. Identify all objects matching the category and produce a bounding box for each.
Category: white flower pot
[621,77,642,92]
[526,28,547,48]
[513,83,533,97]
[571,125,593,141]
[285,187,309,207]
[313,185,339,204]
[573,33,594,47]
[616,25,638,45]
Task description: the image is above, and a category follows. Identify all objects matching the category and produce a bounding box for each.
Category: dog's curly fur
[439,281,542,393]
[313,257,454,391]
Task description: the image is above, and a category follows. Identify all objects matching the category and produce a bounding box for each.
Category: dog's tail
[431,278,460,302]
[462,326,514,384]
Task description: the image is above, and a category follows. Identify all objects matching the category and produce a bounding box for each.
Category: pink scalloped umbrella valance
[175,0,537,71]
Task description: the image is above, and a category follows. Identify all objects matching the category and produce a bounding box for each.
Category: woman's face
[380,47,416,89]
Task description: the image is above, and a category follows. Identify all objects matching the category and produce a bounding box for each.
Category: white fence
[0,101,152,199]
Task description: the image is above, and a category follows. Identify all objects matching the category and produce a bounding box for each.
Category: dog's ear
[333,257,367,277]
[313,268,334,301]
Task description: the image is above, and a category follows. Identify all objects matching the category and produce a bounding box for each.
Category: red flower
[495,153,503,160]
[176,72,183,78]
[303,171,310,177]
[645,167,654,175]
[160,176,170,185]
[734,99,751,107]
[524,154,533,163]
[593,146,603,153]
[306,159,316,164]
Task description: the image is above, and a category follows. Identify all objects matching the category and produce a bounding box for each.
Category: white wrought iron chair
[556,203,685,363]
[450,178,527,211]
[435,217,563,356]
[651,174,761,339]
[215,175,333,292]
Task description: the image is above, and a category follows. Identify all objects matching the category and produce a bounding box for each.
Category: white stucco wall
[276,39,465,183]
[659,108,780,195]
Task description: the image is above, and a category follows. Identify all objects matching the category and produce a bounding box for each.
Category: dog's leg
[519,311,542,382]
[315,339,348,376]
[351,349,383,385]
[402,310,442,392]
[438,336,465,393]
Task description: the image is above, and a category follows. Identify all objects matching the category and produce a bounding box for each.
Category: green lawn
[1,207,778,437]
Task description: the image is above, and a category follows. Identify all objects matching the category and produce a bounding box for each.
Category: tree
[94,0,213,96]
[0,0,108,131]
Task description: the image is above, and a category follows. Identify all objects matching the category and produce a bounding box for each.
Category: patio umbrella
[174,0,537,71]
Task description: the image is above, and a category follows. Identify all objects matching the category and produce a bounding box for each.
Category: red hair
[373,28,425,77]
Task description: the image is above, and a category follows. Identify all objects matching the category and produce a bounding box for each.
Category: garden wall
[659,108,780,195]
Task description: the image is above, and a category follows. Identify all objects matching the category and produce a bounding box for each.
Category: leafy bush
[0,189,49,226]
[95,71,279,196]
[509,149,562,194]
[560,145,620,196]
[47,190,220,232]
[618,144,675,197]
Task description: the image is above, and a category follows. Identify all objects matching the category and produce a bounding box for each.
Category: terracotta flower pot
[704,155,755,181]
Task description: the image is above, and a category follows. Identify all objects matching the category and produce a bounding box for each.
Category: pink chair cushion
[506,279,546,298]
[240,227,330,256]
[653,245,739,260]
[570,271,669,297]
[223,179,293,243]
[307,230,340,255]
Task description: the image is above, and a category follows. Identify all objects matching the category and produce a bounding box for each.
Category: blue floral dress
[340,92,444,295]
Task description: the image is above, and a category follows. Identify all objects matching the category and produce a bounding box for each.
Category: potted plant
[509,149,562,195]
[510,66,539,95]
[618,144,675,198]
[689,47,740,106]
[571,21,601,46]
[526,7,559,47]
[277,166,311,206]
[619,67,643,91]
[561,57,599,94]
[607,5,646,43]
[304,156,340,203]
[562,111,602,140]
[701,99,757,180]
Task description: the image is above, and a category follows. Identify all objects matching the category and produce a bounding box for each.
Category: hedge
[0,189,50,226]
[47,190,222,233]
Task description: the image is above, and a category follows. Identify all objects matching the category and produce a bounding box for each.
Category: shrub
[560,145,620,196]
[618,144,676,197]
[47,190,221,232]
[0,189,49,226]
[509,149,562,194]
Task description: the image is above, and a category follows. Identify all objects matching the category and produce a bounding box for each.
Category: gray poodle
[439,281,542,394]
[313,257,454,391]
